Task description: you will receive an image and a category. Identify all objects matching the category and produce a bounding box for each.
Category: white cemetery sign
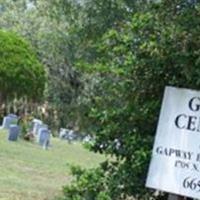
[146,86,200,199]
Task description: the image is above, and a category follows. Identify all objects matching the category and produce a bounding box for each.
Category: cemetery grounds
[0,130,105,200]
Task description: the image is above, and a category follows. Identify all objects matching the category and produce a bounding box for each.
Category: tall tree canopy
[1,0,200,199]
[0,0,82,127]
[61,0,200,200]
[0,30,46,103]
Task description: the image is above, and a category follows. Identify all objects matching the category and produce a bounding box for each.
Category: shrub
[0,30,46,102]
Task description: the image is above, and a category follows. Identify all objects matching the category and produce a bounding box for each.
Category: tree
[0,30,46,104]
[62,0,200,199]
[0,0,82,128]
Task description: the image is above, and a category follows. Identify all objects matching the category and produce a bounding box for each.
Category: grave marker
[37,127,50,149]
[32,119,43,135]
[8,125,20,141]
[1,114,18,129]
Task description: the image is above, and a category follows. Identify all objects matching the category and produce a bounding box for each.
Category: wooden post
[168,194,187,200]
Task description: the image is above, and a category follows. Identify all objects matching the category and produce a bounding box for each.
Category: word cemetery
[146,86,200,199]
[175,97,200,132]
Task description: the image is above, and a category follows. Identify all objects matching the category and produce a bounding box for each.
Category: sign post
[146,86,200,199]
[168,194,185,200]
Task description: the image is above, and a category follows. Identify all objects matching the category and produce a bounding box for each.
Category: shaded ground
[0,131,105,200]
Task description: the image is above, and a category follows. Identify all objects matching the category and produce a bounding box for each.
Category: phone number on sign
[183,177,200,192]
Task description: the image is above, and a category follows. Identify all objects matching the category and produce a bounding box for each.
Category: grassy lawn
[0,130,105,200]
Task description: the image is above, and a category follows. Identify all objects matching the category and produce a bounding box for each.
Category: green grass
[0,130,105,200]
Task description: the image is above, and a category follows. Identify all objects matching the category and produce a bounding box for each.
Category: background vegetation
[0,30,45,106]
[0,0,200,199]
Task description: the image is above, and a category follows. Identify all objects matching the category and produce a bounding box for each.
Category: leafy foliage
[0,0,82,128]
[1,0,200,199]
[61,165,111,200]
[62,0,200,199]
[0,30,46,102]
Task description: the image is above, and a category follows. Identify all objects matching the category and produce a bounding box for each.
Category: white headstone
[59,128,70,139]
[1,114,18,129]
[32,119,43,135]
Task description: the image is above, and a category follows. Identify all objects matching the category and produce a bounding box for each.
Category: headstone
[59,129,83,142]
[33,119,43,124]
[37,127,50,149]
[33,123,43,135]
[8,114,18,118]
[75,132,84,141]
[83,134,93,143]
[43,139,50,150]
[67,130,75,143]
[38,124,48,136]
[59,128,66,139]
[32,119,43,135]
[1,114,18,129]
[59,128,70,139]
[8,125,20,141]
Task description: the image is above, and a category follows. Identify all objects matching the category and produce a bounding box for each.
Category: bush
[60,1,200,200]
[60,165,111,200]
[0,30,46,102]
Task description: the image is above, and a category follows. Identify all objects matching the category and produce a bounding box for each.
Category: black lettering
[175,160,189,168]
[169,148,175,156]
[156,146,162,154]
[175,150,181,158]
[187,152,193,160]
[197,153,200,162]
[175,114,187,129]
[175,160,182,167]
[197,117,200,132]
[189,97,200,111]
[187,116,197,131]
[192,164,200,172]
